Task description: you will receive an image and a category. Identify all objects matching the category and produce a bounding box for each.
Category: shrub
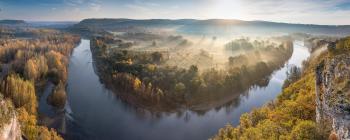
[48,82,67,108]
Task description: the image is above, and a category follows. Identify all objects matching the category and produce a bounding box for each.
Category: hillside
[213,36,350,140]
[0,20,26,25]
[70,18,350,36]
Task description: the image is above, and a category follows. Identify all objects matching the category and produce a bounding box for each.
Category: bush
[290,120,318,140]
[48,82,67,108]
[38,126,63,140]
[17,108,63,140]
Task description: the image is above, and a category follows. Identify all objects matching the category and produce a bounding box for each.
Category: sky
[0,0,350,25]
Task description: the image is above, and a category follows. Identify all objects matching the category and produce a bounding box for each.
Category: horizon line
[2,18,350,26]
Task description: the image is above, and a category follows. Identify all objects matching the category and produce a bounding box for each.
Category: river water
[61,39,310,140]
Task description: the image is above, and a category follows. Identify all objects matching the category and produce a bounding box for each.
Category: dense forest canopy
[0,27,80,140]
[90,33,293,112]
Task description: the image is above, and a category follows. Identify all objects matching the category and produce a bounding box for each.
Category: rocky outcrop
[0,116,21,140]
[316,54,350,140]
[0,99,21,140]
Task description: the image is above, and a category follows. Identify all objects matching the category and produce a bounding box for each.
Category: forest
[213,36,350,140]
[0,27,80,139]
[3,0,350,138]
[1,17,349,140]
[90,34,293,112]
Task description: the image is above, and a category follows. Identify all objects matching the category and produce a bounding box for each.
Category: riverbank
[54,39,310,140]
[89,37,294,112]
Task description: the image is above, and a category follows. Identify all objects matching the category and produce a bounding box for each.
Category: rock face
[0,116,21,140]
[0,99,21,140]
[316,54,350,140]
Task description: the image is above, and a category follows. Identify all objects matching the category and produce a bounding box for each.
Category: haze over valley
[1,0,350,140]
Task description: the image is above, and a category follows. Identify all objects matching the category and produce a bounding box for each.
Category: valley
[0,17,349,140]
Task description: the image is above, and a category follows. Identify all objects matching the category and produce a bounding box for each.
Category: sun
[210,0,246,19]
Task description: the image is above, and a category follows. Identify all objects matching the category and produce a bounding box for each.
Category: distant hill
[0,20,29,30]
[27,21,78,29]
[0,20,78,29]
[0,20,26,25]
[70,18,350,36]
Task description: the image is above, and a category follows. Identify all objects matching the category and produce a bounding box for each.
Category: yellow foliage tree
[1,74,37,114]
[133,78,142,91]
[24,59,38,81]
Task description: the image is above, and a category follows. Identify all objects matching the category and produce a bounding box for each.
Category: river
[58,39,310,140]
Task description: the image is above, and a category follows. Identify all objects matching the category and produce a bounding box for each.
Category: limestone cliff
[0,116,21,140]
[316,54,350,140]
[0,99,21,140]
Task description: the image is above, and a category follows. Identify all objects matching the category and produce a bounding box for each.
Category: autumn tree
[290,121,318,140]
[0,74,37,114]
[133,77,142,91]
[0,28,76,140]
[37,126,63,140]
[48,82,67,108]
[24,59,38,81]
[46,51,68,84]
[17,108,39,140]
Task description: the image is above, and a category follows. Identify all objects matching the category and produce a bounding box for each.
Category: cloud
[125,4,151,12]
[63,0,102,12]
[64,0,85,6]
[89,3,101,11]
[124,0,162,14]
[230,0,350,24]
[240,0,350,15]
[1,0,350,24]
[134,0,160,6]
